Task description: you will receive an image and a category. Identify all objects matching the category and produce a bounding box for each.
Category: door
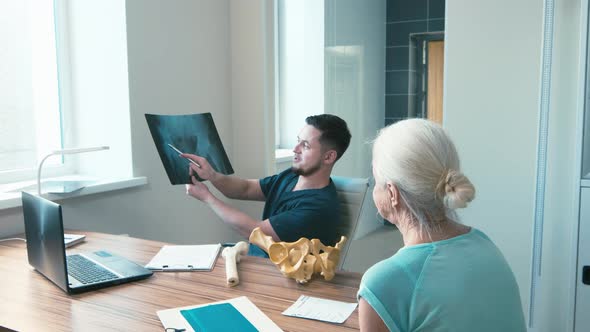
[427,40,444,124]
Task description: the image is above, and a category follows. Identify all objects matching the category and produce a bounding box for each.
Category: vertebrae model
[249,227,347,284]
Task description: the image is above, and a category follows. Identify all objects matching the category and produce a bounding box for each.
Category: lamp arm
[37,153,57,196]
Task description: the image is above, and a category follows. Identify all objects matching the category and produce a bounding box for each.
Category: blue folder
[180,302,259,332]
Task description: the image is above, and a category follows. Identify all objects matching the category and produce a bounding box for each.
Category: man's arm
[210,176,265,201]
[182,153,265,201]
[186,176,280,241]
[207,194,280,241]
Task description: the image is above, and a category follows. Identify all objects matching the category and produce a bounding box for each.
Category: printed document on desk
[282,295,358,324]
[145,244,221,271]
[157,296,283,332]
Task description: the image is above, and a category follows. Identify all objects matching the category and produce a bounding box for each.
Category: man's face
[291,125,324,176]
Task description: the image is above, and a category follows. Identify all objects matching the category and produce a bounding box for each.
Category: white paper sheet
[64,233,85,248]
[145,244,221,271]
[282,295,358,324]
[157,296,283,332]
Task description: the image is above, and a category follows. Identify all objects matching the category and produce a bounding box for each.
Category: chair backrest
[331,176,369,271]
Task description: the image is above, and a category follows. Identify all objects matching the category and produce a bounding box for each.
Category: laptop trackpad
[88,251,149,277]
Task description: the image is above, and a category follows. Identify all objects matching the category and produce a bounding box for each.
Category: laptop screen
[22,192,69,292]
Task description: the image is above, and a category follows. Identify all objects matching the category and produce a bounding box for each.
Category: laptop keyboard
[67,254,119,284]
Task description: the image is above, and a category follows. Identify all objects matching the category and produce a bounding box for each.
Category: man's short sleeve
[259,172,281,197]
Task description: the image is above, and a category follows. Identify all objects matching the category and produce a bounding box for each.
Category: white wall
[445,0,581,330]
[229,0,276,219]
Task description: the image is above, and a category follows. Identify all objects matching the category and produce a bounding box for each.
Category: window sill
[275,149,293,163]
[0,176,147,210]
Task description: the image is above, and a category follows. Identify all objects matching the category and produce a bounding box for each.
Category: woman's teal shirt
[358,228,526,332]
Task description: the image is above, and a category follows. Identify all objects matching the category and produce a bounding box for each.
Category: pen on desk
[167,143,201,168]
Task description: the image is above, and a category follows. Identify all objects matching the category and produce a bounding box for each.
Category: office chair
[331,176,369,271]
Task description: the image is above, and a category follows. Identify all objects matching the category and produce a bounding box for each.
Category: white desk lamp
[37,146,109,195]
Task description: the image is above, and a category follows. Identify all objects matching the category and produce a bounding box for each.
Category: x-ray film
[145,113,234,185]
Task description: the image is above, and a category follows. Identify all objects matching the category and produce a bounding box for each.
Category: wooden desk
[0,232,361,331]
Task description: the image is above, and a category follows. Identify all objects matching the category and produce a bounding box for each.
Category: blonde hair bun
[443,170,475,209]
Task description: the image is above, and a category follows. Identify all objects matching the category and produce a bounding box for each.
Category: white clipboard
[145,244,221,271]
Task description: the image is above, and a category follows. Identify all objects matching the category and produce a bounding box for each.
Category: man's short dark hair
[305,114,351,161]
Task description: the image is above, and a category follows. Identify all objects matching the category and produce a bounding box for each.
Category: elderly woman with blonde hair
[358,119,526,332]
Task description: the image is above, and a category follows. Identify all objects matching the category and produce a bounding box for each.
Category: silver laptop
[21,192,153,294]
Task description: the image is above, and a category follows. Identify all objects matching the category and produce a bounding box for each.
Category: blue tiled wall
[385,0,445,126]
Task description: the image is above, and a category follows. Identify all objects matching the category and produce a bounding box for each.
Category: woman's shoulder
[362,245,435,286]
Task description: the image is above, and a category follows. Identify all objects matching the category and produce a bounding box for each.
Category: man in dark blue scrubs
[182,114,351,255]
